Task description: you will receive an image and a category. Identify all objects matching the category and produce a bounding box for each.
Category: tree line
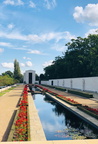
[0,59,23,86]
[43,34,98,80]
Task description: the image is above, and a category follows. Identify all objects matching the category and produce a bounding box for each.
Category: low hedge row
[68,89,93,98]
[55,86,66,91]
[77,105,98,119]
[41,84,55,88]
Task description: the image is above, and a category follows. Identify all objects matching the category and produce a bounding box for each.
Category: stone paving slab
[0,85,24,142]
[28,93,46,141]
[1,139,98,144]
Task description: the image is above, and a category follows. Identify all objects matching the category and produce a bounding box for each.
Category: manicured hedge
[55,86,66,91]
[68,89,93,98]
[41,84,55,88]
[77,105,98,119]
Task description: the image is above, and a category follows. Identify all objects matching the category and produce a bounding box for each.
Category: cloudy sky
[0,0,98,75]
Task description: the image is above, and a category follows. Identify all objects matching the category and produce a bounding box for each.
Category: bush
[0,75,15,86]
[55,86,66,91]
[68,89,93,98]
[77,105,98,119]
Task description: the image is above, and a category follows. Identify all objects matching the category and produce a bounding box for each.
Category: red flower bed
[56,95,81,105]
[13,85,29,141]
[82,105,98,115]
[77,105,98,119]
[35,85,80,106]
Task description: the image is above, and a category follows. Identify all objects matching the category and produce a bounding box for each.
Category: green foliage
[36,74,39,81]
[2,70,14,78]
[44,34,98,79]
[0,75,15,86]
[55,86,66,91]
[68,89,93,98]
[13,59,23,83]
[77,105,98,119]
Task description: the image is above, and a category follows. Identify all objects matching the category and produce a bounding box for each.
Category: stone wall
[36,77,98,93]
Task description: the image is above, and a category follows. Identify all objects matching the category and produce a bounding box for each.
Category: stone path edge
[28,93,46,141]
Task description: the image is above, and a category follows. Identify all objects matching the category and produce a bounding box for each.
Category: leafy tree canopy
[2,71,13,78]
[44,34,98,79]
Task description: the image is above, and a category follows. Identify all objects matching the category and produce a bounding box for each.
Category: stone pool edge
[45,92,98,130]
[28,92,98,143]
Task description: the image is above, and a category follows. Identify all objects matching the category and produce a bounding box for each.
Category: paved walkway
[0,85,24,141]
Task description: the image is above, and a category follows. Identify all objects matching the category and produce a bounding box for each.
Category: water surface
[33,94,98,140]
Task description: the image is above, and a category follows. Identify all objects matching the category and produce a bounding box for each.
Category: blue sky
[0,0,98,76]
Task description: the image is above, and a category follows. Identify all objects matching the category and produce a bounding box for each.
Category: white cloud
[44,0,57,10]
[17,0,24,5]
[1,62,14,68]
[0,42,12,47]
[85,28,98,37]
[28,50,42,54]
[40,31,76,42]
[20,63,25,67]
[3,0,15,5]
[0,48,4,53]
[25,61,33,67]
[0,30,75,43]
[42,60,53,67]
[23,57,31,60]
[73,4,98,26]
[29,1,36,8]
[0,31,27,41]
[27,34,42,42]
[3,0,24,6]
[7,24,15,29]
[52,44,67,52]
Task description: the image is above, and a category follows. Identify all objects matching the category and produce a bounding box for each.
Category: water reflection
[33,94,98,140]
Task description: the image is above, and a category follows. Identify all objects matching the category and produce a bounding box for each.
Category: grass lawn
[0,87,16,97]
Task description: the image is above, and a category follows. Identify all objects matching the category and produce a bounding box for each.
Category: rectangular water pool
[33,93,98,140]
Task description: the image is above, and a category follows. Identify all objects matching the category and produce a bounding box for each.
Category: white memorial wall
[37,77,98,93]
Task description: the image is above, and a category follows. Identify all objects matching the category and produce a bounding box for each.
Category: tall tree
[13,59,23,82]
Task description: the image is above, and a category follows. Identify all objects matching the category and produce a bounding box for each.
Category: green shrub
[55,86,66,91]
[77,105,98,119]
[68,89,93,98]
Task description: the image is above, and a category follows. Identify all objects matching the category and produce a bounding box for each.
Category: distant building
[24,70,35,84]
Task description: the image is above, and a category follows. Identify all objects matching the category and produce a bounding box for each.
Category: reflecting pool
[33,94,98,140]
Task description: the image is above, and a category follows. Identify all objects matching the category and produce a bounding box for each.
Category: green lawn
[0,87,16,97]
